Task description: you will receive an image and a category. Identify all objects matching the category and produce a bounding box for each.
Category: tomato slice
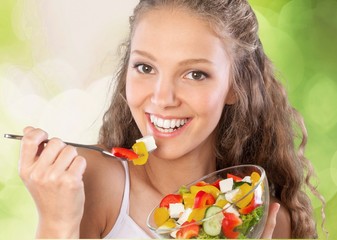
[111,147,138,160]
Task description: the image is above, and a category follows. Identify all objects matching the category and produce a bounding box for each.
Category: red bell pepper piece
[211,179,221,189]
[176,220,200,239]
[222,212,242,239]
[195,181,207,186]
[227,173,243,182]
[111,147,138,160]
[193,190,215,208]
[239,195,262,214]
[159,194,183,208]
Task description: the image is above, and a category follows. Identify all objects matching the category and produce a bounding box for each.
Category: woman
[19,0,323,238]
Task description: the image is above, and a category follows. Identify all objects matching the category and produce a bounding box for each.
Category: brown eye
[185,71,208,81]
[135,64,154,74]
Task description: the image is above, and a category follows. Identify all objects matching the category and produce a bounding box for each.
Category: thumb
[261,202,280,239]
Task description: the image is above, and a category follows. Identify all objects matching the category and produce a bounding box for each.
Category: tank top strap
[119,161,130,214]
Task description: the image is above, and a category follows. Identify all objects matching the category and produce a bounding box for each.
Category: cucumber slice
[203,206,223,236]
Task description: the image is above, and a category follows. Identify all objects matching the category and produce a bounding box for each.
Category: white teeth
[163,119,171,128]
[157,118,164,127]
[170,119,176,128]
[150,115,188,131]
[150,115,155,123]
[155,126,174,133]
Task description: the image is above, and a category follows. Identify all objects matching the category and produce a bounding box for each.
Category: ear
[225,87,236,105]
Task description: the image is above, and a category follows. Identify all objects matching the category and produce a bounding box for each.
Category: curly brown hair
[99,0,325,238]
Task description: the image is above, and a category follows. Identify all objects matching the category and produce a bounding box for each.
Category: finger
[24,126,47,156]
[52,145,79,173]
[35,138,67,171]
[19,127,48,171]
[67,156,87,178]
[261,202,280,239]
[23,126,35,134]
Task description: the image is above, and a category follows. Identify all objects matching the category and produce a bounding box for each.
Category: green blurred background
[0,0,336,239]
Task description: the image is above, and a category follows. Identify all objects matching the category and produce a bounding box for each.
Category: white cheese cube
[136,136,157,152]
[241,176,251,183]
[219,178,234,193]
[170,230,178,239]
[177,208,193,225]
[225,188,239,203]
[169,203,185,219]
[223,203,240,217]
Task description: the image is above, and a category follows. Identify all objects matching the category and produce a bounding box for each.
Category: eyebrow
[130,49,214,66]
[131,50,157,61]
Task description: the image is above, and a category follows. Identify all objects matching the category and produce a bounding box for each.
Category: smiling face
[126,7,233,161]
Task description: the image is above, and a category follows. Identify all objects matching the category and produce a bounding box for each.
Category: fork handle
[4,133,130,161]
[4,134,23,141]
[4,133,104,153]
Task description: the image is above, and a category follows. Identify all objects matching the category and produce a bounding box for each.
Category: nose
[151,75,179,109]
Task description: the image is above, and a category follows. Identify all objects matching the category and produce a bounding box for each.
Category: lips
[150,114,189,133]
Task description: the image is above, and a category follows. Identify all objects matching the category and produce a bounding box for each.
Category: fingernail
[274,203,280,214]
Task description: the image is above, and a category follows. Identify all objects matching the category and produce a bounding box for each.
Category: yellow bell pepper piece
[215,199,229,208]
[153,207,170,227]
[250,171,261,185]
[158,218,176,229]
[187,207,207,222]
[182,193,195,209]
[132,141,148,165]
[215,193,228,208]
[232,183,254,209]
[190,185,220,199]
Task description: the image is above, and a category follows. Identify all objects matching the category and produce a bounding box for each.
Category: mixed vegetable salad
[151,171,265,239]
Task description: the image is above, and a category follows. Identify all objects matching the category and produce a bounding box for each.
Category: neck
[141,150,217,196]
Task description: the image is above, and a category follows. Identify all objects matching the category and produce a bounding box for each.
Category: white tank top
[103,161,152,238]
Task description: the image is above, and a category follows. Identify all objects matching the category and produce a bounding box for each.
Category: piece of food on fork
[112,135,157,165]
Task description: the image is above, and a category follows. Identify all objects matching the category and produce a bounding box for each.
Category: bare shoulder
[270,196,291,238]
[77,146,126,238]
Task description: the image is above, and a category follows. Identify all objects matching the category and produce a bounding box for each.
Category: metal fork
[4,133,130,161]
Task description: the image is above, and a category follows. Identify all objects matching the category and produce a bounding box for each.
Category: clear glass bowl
[146,165,269,239]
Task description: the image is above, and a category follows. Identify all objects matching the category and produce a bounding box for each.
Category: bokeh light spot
[303,75,337,131]
[310,168,336,209]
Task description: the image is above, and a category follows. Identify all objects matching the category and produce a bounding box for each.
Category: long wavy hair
[99,0,325,238]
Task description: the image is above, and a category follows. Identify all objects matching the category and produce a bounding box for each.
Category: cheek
[192,86,228,118]
[126,74,146,108]
[126,78,136,107]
